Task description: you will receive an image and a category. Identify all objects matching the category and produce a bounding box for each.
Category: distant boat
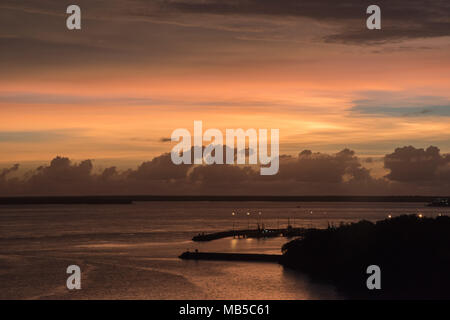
[427,198,450,207]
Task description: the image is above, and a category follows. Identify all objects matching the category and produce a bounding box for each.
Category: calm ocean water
[0,201,447,299]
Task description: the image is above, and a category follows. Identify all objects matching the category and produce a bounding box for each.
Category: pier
[179,251,282,263]
[192,226,308,242]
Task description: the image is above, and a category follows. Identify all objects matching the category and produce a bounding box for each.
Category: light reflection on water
[0,201,447,299]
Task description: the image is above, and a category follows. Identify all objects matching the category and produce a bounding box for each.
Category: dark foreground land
[280,214,450,299]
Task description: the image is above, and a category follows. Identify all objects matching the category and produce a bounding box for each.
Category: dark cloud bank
[148,0,450,43]
[1,146,449,196]
[2,0,449,45]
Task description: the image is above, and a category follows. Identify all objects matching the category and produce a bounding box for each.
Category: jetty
[192,226,308,242]
[179,251,282,263]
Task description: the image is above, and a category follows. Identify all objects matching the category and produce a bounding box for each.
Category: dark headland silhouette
[0,195,446,205]
[280,214,450,299]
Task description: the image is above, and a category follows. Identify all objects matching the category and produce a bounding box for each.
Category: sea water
[0,201,445,299]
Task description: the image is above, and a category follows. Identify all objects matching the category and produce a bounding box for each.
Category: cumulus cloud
[384,146,450,182]
[129,152,192,180]
[24,156,94,194]
[188,164,256,185]
[0,163,19,181]
[350,92,450,118]
[0,146,448,196]
[276,149,371,183]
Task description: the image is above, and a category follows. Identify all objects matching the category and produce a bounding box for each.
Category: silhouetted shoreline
[0,196,133,205]
[280,214,450,299]
[0,195,447,205]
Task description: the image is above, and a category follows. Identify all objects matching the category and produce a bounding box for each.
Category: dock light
[257,212,262,229]
[231,212,236,235]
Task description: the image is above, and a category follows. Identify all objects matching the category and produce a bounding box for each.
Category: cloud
[0,129,83,143]
[2,0,448,60]
[0,92,159,106]
[351,105,450,117]
[275,148,372,183]
[27,156,94,193]
[188,164,256,185]
[145,0,450,43]
[0,163,19,180]
[384,145,450,182]
[128,152,192,180]
[350,92,450,117]
[0,91,307,111]
[1,145,448,196]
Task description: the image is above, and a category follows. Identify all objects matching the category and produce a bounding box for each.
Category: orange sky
[1,1,450,168]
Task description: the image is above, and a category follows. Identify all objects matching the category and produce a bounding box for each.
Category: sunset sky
[1,1,449,193]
